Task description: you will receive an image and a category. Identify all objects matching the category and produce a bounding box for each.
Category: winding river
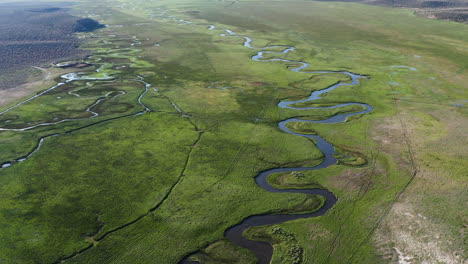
[181,25,373,264]
[1,9,374,262]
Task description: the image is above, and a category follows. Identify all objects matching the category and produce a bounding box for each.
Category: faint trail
[344,77,420,264]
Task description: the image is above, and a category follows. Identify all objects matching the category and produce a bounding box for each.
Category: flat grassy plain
[0,0,466,263]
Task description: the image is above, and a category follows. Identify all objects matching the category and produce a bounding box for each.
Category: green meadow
[0,0,466,263]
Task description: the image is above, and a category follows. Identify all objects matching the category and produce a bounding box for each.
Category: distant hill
[74,18,106,32]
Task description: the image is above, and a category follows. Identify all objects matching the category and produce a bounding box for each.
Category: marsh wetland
[0,0,466,264]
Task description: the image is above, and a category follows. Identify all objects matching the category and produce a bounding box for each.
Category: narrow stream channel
[0,72,153,169]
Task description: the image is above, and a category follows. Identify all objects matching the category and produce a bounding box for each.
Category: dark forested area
[0,2,104,90]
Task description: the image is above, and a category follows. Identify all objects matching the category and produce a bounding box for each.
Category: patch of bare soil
[371,107,466,263]
[374,203,464,264]
[371,115,412,172]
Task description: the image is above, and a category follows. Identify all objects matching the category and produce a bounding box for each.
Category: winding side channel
[0,73,153,169]
[182,27,373,264]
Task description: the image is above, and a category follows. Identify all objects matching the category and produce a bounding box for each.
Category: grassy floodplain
[0,0,466,263]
